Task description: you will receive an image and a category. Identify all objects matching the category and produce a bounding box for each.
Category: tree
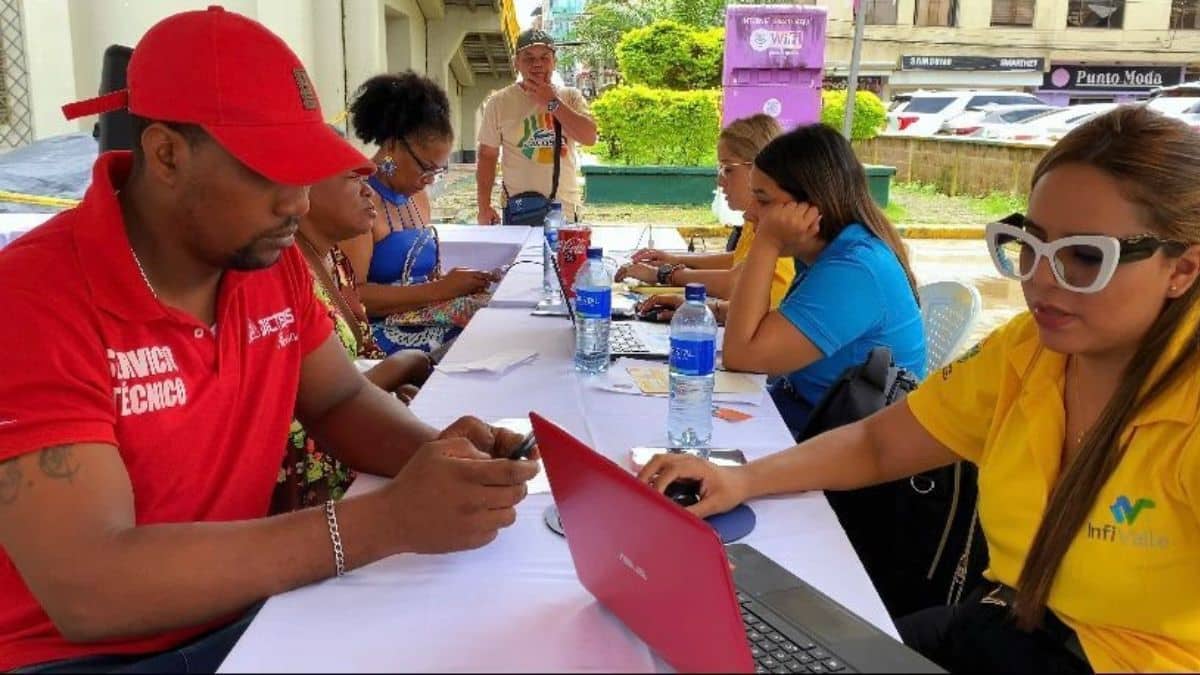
[819,90,887,141]
[664,0,799,28]
[665,0,726,27]
[571,0,661,77]
[591,86,722,166]
[616,21,723,90]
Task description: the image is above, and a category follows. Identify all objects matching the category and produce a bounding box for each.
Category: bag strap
[550,118,563,201]
[861,347,893,389]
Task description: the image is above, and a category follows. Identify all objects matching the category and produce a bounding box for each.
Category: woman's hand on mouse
[636,294,684,322]
[636,452,751,518]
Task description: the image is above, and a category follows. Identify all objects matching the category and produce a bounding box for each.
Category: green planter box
[583,165,717,205]
[865,164,897,208]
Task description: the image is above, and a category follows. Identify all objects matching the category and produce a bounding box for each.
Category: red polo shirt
[0,152,332,670]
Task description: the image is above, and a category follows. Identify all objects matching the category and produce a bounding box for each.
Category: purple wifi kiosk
[722,5,828,132]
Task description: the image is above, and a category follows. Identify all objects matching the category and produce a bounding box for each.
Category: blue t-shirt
[777,223,926,406]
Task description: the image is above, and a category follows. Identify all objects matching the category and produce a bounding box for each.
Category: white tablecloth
[0,213,52,250]
[489,226,689,309]
[219,226,894,673]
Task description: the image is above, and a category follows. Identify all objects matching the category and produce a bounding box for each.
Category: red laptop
[529,413,944,674]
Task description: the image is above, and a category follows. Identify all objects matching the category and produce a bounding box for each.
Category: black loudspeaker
[97,45,134,152]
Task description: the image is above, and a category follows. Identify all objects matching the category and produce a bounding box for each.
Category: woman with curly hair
[341,71,497,357]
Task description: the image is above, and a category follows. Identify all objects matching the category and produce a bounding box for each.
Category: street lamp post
[841,0,867,139]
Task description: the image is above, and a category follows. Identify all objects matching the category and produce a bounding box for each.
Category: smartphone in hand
[509,432,537,460]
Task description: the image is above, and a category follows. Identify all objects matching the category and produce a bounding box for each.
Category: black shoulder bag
[501,119,563,226]
[798,347,989,619]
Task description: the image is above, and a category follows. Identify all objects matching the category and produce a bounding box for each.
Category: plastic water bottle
[543,202,565,301]
[573,247,612,374]
[668,283,718,449]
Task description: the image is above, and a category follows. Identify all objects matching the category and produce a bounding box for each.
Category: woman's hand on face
[636,452,752,519]
[756,202,821,254]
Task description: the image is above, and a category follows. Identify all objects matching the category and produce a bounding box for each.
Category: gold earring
[1171,285,1179,293]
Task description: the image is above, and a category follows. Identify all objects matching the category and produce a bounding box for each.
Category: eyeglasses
[985,212,1189,294]
[717,161,753,179]
[398,136,449,183]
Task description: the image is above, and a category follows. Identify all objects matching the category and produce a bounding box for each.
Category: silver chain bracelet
[324,499,346,577]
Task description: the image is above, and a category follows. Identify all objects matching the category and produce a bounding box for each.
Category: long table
[218,227,892,673]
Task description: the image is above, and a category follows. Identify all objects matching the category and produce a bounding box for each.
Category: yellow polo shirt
[906,311,1200,673]
[731,220,795,308]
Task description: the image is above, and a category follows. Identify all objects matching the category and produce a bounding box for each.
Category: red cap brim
[63,90,130,120]
[204,121,374,186]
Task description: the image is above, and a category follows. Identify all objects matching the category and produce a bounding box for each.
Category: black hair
[754,124,919,298]
[128,114,209,163]
[349,71,453,147]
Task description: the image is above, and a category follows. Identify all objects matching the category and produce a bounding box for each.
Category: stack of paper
[590,358,766,405]
[437,349,538,375]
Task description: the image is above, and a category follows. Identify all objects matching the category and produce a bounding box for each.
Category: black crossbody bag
[790,347,990,618]
[502,119,563,226]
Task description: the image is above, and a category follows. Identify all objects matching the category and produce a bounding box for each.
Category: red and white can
[556,226,592,299]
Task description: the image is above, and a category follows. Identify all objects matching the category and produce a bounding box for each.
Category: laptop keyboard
[610,323,652,354]
[737,592,852,674]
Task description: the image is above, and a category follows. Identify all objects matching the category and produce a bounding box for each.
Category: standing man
[477,29,598,225]
[0,8,535,672]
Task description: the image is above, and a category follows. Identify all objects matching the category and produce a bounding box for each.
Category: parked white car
[940,104,1056,136]
[1145,83,1200,126]
[977,103,1118,144]
[886,90,1047,136]
[1164,101,1200,132]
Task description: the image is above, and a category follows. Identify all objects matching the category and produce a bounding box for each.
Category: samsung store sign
[901,55,1044,71]
[1043,65,1183,91]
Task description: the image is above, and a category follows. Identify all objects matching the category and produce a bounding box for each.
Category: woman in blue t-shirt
[723,124,926,437]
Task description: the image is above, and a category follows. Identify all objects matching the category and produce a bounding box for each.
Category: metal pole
[842,1,868,139]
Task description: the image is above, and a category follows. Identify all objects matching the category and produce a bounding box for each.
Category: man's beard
[227,217,299,271]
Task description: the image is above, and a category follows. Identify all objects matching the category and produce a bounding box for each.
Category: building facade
[4,0,519,157]
[813,0,1200,103]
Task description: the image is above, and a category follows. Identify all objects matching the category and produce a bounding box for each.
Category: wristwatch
[657,263,683,286]
[547,98,561,113]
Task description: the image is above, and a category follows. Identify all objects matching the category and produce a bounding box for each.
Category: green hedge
[819,89,887,141]
[591,85,721,166]
[616,20,724,91]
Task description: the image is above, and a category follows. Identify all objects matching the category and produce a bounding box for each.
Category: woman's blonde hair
[1013,105,1200,630]
[719,114,784,163]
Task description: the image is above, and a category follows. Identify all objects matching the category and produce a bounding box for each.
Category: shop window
[914,0,957,26]
[1067,0,1123,28]
[865,0,898,25]
[992,0,1035,26]
[1171,0,1200,29]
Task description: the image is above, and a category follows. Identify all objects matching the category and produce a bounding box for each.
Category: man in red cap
[0,7,536,672]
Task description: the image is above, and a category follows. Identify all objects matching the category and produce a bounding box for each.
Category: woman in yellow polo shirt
[618,114,796,322]
[638,106,1200,673]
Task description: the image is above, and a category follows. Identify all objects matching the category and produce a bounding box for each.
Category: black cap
[517,28,556,53]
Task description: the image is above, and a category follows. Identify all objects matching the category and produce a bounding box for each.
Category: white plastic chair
[918,280,983,373]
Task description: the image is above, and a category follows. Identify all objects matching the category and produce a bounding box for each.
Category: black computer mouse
[664,480,702,507]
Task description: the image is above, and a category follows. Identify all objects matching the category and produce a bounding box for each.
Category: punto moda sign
[1043,64,1184,91]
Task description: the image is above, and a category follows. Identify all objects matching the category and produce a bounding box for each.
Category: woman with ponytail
[638,106,1200,673]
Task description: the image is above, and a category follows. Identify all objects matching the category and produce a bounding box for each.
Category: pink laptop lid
[530,412,755,673]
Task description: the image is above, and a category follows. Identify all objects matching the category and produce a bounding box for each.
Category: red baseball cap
[62,5,372,186]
